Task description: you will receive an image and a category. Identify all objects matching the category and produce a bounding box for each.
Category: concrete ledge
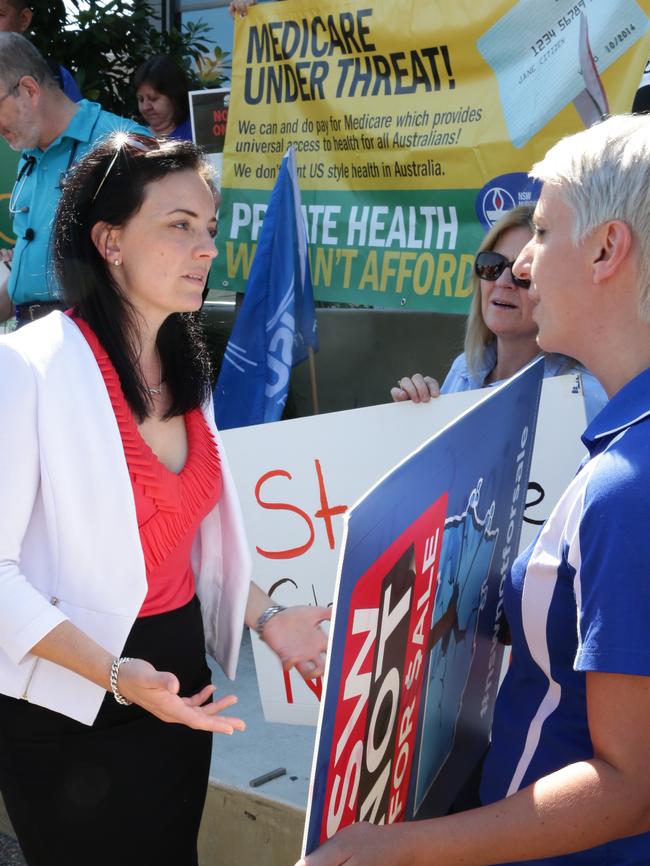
[199,782,305,866]
[0,798,11,839]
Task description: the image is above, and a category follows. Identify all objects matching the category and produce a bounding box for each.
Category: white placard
[221,373,587,725]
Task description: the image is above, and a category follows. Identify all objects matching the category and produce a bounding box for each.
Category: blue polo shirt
[440,346,608,422]
[9,100,145,305]
[481,365,650,864]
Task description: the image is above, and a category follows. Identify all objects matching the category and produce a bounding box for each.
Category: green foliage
[25,0,230,119]
[195,45,232,87]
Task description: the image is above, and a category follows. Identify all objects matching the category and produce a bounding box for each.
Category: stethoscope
[8,154,35,215]
[8,141,80,244]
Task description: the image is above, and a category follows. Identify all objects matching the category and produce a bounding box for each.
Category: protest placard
[220,372,588,726]
[301,359,544,854]
[189,87,230,184]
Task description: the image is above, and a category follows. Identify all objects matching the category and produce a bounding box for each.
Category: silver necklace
[147,357,163,395]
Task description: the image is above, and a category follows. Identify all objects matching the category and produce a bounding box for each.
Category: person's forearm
[30,620,114,691]
[402,759,650,866]
[243,582,330,679]
[244,580,275,629]
[30,618,246,732]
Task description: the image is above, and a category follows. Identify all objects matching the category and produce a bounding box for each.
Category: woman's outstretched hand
[116,658,246,734]
[391,374,440,403]
[261,605,331,680]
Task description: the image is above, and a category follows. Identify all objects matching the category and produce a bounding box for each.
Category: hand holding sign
[261,603,331,680]
[296,821,414,866]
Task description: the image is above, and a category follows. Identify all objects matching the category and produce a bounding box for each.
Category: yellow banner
[215,0,650,312]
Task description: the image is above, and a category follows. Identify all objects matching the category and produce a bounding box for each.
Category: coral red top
[73,315,222,617]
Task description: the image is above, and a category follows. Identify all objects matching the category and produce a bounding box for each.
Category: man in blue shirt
[298,114,650,866]
[0,34,145,326]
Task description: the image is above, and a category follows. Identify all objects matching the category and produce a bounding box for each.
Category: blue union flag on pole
[214,146,318,430]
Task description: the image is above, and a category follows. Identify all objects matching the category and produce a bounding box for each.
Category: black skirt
[0,595,213,866]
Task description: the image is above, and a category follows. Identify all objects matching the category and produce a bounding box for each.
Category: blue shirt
[9,100,146,305]
[481,365,650,865]
[440,344,608,422]
[147,116,193,142]
[169,116,193,141]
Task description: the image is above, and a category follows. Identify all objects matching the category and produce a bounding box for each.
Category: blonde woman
[392,205,606,420]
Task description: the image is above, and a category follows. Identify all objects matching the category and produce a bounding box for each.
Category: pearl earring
[113,259,121,267]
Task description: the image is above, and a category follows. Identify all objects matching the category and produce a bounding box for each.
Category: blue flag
[214,147,318,430]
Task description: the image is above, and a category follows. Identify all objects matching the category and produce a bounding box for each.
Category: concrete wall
[199,785,305,866]
[0,798,11,839]
[203,303,467,417]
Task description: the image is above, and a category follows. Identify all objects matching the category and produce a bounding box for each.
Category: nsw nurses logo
[476,173,542,231]
[483,187,515,227]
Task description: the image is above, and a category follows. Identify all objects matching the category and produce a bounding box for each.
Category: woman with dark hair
[134,55,192,140]
[0,132,329,866]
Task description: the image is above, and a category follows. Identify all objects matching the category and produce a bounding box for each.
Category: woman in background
[134,54,193,141]
[391,204,606,420]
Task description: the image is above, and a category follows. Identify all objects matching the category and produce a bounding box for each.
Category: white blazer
[0,312,252,725]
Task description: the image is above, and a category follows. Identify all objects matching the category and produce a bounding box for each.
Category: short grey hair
[530,114,650,321]
[0,32,57,92]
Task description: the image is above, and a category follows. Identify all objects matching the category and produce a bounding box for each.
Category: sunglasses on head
[91,132,160,203]
[474,250,530,289]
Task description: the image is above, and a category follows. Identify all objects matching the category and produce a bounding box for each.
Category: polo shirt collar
[471,346,567,387]
[582,365,650,452]
[25,99,101,159]
[541,353,576,377]
[465,341,498,388]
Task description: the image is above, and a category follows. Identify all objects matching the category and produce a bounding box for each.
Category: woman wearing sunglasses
[391,205,606,420]
[0,133,329,866]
